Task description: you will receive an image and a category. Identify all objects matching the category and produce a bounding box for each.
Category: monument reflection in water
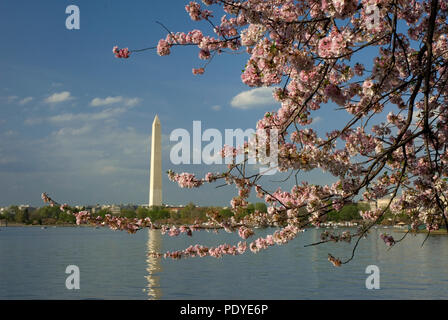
[145,229,162,299]
[145,114,163,299]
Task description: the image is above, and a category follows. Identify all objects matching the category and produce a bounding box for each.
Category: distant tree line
[1,202,406,226]
[326,203,366,222]
[0,205,76,225]
[326,203,412,225]
[0,202,269,226]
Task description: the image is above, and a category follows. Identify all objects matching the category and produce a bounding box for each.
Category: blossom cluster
[103,0,448,264]
[238,226,254,239]
[112,46,131,59]
[380,233,395,247]
[151,241,247,260]
[167,170,204,188]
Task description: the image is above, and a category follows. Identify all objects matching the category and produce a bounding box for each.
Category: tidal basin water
[0,226,447,299]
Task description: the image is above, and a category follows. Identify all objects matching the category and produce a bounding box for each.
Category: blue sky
[0,0,354,207]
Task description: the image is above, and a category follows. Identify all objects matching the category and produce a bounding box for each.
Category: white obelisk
[149,115,162,207]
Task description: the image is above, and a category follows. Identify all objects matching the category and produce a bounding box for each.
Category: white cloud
[90,96,123,107]
[48,107,127,124]
[44,91,72,104]
[230,87,277,110]
[99,165,118,175]
[46,125,151,176]
[90,96,141,107]
[7,96,18,103]
[24,118,42,125]
[124,98,141,107]
[0,155,17,165]
[412,110,422,126]
[0,119,172,206]
[313,116,322,123]
[4,130,16,136]
[18,97,33,105]
[25,107,128,126]
[211,105,221,111]
[53,125,92,137]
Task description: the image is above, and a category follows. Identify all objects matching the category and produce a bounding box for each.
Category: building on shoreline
[358,196,399,210]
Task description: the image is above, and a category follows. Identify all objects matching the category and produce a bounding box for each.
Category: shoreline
[394,228,448,235]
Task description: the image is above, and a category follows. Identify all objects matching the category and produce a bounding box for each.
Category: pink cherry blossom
[96,0,448,265]
[112,46,131,59]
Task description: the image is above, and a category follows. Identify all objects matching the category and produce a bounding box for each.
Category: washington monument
[149,115,162,206]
